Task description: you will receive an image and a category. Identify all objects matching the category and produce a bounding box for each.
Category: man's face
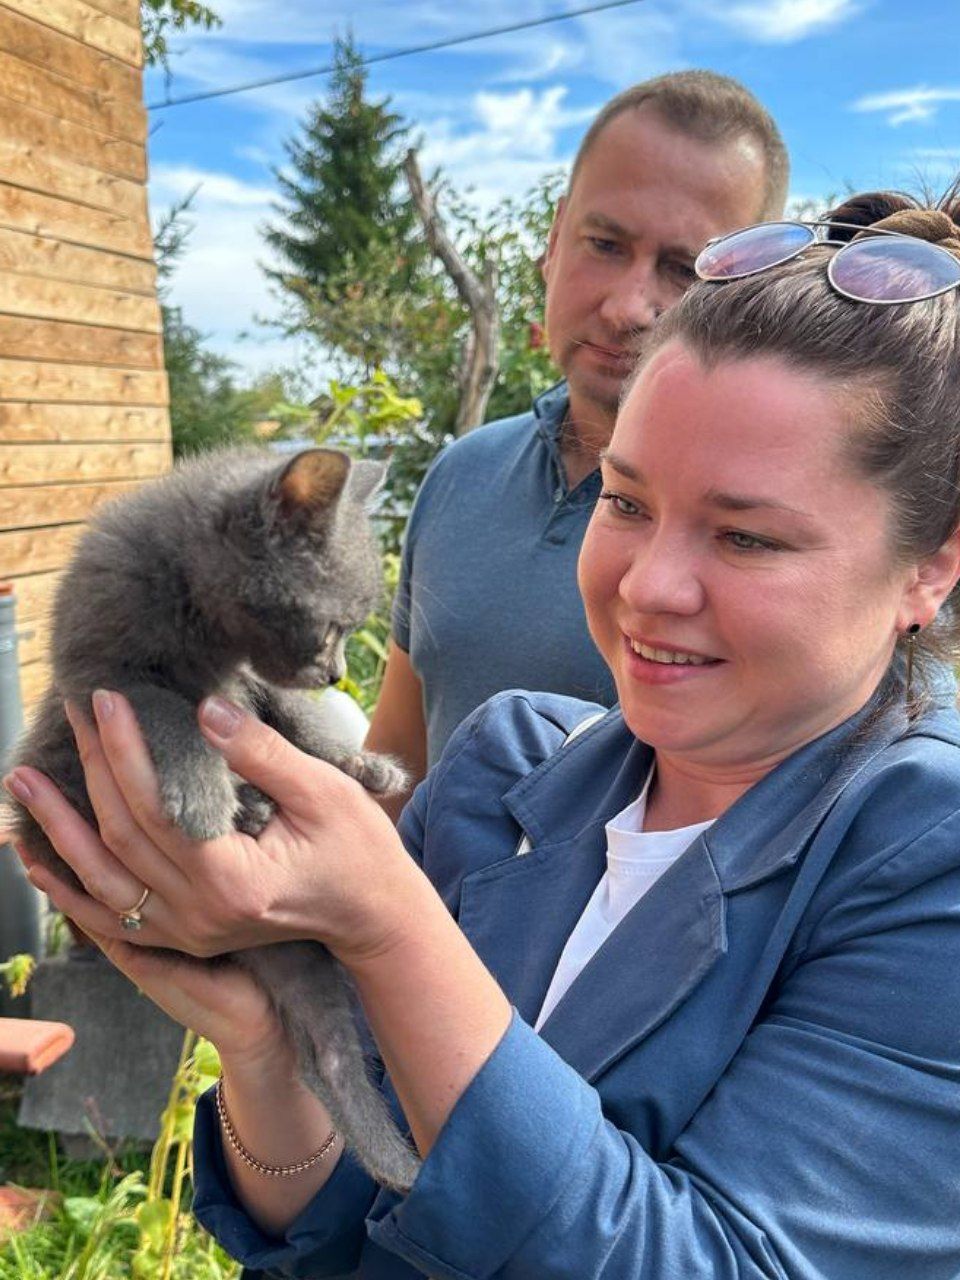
[542,104,771,425]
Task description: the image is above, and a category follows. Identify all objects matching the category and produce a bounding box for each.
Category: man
[366,70,789,813]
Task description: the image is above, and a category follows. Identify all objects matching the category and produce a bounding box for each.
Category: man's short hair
[569,70,789,221]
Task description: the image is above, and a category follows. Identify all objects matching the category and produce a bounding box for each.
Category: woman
[7,195,960,1279]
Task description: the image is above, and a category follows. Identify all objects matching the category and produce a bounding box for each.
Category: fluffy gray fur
[8,446,420,1192]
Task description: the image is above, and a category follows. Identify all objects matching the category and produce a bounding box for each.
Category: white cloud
[492,40,579,84]
[704,0,861,42]
[151,164,275,207]
[852,86,960,127]
[149,165,292,379]
[412,85,596,209]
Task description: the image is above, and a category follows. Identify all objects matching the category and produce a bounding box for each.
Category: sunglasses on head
[695,219,960,305]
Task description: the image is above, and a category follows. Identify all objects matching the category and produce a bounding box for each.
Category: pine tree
[263,35,417,297]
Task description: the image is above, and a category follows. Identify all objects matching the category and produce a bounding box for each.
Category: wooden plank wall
[0,0,171,712]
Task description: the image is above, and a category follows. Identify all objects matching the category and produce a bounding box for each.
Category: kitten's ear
[347,458,387,507]
[274,449,350,520]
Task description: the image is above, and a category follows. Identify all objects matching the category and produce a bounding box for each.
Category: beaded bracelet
[215,1076,339,1177]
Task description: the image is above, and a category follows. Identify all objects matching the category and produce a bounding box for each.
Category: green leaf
[136,1198,174,1250]
[191,1039,221,1079]
[62,1195,102,1236]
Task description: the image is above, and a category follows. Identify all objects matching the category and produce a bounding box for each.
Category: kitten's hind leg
[114,683,238,840]
[238,940,421,1193]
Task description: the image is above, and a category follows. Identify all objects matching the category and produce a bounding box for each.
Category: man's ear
[541,195,566,285]
[899,525,960,630]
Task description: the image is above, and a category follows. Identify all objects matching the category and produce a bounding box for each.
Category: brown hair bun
[867,208,960,256]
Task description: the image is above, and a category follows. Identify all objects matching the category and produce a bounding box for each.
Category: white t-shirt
[535,771,715,1030]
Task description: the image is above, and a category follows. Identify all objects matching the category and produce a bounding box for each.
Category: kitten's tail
[237,940,420,1194]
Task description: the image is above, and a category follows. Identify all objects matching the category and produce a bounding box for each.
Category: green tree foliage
[263,34,422,371]
[258,39,560,441]
[141,0,221,69]
[161,306,260,457]
[284,172,563,437]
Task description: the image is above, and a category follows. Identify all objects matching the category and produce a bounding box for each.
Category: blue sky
[143,0,960,386]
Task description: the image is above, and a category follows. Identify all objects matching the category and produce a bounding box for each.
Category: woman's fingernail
[200,696,242,739]
[3,771,32,802]
[92,689,115,722]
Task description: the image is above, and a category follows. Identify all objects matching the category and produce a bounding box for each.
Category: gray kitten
[8,446,420,1192]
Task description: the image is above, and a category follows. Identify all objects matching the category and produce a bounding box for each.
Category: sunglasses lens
[831,236,960,302]
[696,222,814,279]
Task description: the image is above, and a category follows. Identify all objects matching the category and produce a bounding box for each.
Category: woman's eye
[599,490,642,517]
[723,530,779,552]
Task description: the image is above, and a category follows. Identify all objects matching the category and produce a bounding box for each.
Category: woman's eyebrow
[598,449,639,479]
[703,488,811,517]
[599,456,813,519]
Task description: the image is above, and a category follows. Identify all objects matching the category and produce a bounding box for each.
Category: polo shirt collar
[532,381,569,450]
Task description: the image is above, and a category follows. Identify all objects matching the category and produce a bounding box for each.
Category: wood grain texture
[15,623,46,668]
[0,137,146,221]
[0,522,83,576]
[0,360,168,405]
[0,442,170,484]
[81,0,139,28]
[6,569,59,622]
[0,403,169,442]
[0,316,164,368]
[0,0,142,66]
[19,658,51,708]
[0,478,138,530]
[0,7,139,100]
[0,47,147,144]
[1,93,145,183]
[0,184,152,257]
[0,272,160,332]
[0,226,156,294]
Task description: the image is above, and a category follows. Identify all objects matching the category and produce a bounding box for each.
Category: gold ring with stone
[118,886,150,932]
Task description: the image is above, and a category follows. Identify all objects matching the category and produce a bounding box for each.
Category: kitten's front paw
[235,782,275,836]
[338,751,408,796]
[161,770,237,841]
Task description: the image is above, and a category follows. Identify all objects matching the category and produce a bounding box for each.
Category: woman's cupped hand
[3,691,419,1048]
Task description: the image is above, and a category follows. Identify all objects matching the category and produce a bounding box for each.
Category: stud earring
[904,622,921,705]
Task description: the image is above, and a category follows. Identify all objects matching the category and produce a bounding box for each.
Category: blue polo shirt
[392,383,617,764]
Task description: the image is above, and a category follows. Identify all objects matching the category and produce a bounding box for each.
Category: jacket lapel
[456,824,609,1026]
[537,833,726,1081]
[455,698,922,1086]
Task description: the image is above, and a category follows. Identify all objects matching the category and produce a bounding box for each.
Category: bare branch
[404,149,500,433]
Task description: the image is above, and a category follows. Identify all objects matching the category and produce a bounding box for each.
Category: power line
[147,0,646,111]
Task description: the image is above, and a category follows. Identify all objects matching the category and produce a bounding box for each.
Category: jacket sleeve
[363,807,960,1280]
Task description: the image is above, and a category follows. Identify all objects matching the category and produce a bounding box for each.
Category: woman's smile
[622,634,723,683]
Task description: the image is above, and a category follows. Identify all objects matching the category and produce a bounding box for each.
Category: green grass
[0,1041,240,1280]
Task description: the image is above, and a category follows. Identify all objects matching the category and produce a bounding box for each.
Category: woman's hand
[4,691,423,968]
[88,930,285,1064]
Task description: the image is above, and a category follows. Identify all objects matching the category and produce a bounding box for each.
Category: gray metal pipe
[0,583,44,1012]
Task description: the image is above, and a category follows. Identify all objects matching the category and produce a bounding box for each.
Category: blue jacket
[194,689,960,1279]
